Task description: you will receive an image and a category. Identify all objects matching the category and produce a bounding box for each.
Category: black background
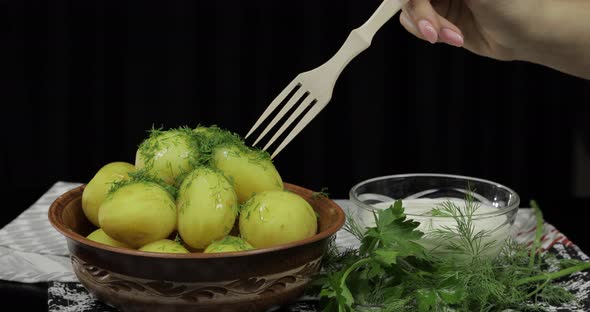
[2,0,590,252]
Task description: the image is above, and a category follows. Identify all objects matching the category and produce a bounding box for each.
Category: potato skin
[98,182,177,248]
[203,235,254,253]
[135,129,199,186]
[212,145,283,204]
[138,239,189,254]
[176,167,238,249]
[82,162,135,227]
[239,190,317,248]
[86,228,132,249]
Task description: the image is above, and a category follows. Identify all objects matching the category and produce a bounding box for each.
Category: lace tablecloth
[0,182,588,311]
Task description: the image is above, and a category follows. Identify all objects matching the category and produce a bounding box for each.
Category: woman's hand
[399,0,590,79]
[399,0,536,60]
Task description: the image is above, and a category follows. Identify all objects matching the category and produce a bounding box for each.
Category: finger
[399,10,423,41]
[403,0,441,44]
[437,14,464,47]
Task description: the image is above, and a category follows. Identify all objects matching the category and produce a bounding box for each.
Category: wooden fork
[245,0,409,158]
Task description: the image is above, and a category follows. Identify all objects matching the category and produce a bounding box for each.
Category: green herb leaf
[416,289,437,312]
[374,249,399,266]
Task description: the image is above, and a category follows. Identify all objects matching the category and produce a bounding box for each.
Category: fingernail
[418,20,438,44]
[440,28,464,47]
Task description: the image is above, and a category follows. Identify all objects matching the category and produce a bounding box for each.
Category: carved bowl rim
[48,182,346,259]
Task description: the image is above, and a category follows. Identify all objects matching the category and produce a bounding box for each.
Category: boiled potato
[98,181,177,248]
[212,145,283,203]
[204,235,254,253]
[239,190,317,248]
[82,161,135,227]
[193,125,244,157]
[176,167,238,249]
[86,228,131,249]
[135,128,199,186]
[138,239,189,254]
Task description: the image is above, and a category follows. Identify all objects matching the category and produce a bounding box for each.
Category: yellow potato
[99,181,177,248]
[212,145,283,203]
[204,235,254,253]
[82,162,135,227]
[135,128,199,186]
[176,167,238,249]
[86,228,131,249]
[138,239,189,254]
[239,190,317,248]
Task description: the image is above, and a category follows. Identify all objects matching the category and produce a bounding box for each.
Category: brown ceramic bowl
[48,183,345,312]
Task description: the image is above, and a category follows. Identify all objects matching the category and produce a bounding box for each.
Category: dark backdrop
[2,1,590,250]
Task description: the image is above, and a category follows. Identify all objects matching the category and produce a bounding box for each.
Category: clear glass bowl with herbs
[348,173,520,259]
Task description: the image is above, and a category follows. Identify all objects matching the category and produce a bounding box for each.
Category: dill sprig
[312,187,330,200]
[529,200,544,268]
[173,232,183,245]
[343,214,366,242]
[428,193,496,259]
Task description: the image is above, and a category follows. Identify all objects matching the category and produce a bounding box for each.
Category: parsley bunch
[313,200,590,311]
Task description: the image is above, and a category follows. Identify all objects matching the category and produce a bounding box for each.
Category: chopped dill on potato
[135,126,201,186]
[108,169,178,199]
[192,125,247,166]
[137,125,199,169]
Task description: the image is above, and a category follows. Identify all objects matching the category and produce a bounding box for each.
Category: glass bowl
[349,173,520,258]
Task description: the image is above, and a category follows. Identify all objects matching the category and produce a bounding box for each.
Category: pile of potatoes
[81,125,318,254]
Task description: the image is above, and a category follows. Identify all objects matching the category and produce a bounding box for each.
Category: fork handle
[317,0,409,80]
[357,0,409,43]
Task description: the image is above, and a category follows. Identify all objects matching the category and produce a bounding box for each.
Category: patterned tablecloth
[0,182,588,311]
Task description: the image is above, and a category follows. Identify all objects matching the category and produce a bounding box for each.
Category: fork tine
[263,95,316,151]
[270,100,327,159]
[245,80,300,139]
[252,87,308,147]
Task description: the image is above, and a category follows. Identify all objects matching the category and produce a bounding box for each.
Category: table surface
[2,184,590,311]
